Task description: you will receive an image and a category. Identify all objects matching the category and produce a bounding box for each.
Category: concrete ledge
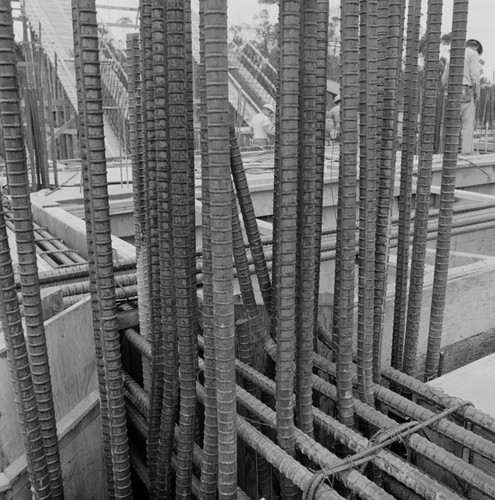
[30,193,135,264]
[0,390,100,494]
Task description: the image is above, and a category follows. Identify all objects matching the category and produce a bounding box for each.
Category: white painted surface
[430,352,495,416]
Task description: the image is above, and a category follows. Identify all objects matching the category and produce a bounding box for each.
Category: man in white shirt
[249,103,275,147]
[461,39,482,154]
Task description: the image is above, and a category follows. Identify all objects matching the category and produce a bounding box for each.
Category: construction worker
[443,38,482,154]
[460,39,482,154]
[249,103,275,147]
[326,94,341,142]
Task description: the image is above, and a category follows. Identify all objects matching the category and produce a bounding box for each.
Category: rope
[302,399,473,500]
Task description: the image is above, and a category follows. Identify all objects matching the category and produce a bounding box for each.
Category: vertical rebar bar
[357,0,378,404]
[72,5,115,497]
[372,0,405,382]
[0,2,63,496]
[0,203,51,499]
[295,0,317,437]
[425,0,469,380]
[71,1,132,496]
[272,0,301,496]
[313,0,329,345]
[146,1,167,495]
[403,0,444,377]
[204,0,237,497]
[391,0,422,370]
[334,0,359,428]
[199,3,218,497]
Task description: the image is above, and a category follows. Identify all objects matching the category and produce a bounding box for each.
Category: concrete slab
[429,352,495,416]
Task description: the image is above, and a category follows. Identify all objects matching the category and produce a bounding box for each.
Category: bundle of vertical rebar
[2,0,495,499]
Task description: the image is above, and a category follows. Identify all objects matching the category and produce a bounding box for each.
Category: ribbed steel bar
[357,0,378,403]
[198,4,217,497]
[334,0,359,427]
[233,352,461,500]
[232,381,393,500]
[382,476,423,500]
[271,1,300,496]
[402,0,443,376]
[425,0,469,380]
[381,365,495,436]
[312,354,495,473]
[124,374,251,499]
[230,127,273,312]
[312,374,495,499]
[295,0,317,437]
[152,2,179,497]
[236,414,342,500]
[129,14,148,405]
[62,284,138,308]
[230,189,273,359]
[71,1,132,496]
[28,88,48,189]
[0,2,63,496]
[204,1,237,497]
[391,0,422,370]
[42,53,58,188]
[372,384,495,463]
[185,0,199,344]
[372,0,405,382]
[166,1,198,498]
[144,0,165,487]
[21,87,37,190]
[32,55,50,188]
[72,6,115,497]
[313,0,329,343]
[56,211,495,303]
[0,202,51,498]
[126,33,142,260]
[234,318,275,500]
[146,2,168,495]
[139,0,153,399]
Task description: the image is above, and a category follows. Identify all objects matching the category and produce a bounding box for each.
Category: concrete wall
[0,298,104,499]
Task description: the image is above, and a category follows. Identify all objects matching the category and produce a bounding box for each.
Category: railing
[98,24,130,155]
[227,25,277,104]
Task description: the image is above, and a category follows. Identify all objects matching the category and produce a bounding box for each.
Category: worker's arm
[263,118,275,138]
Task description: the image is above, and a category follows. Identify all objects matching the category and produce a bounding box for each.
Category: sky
[95,0,495,81]
[226,0,495,81]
